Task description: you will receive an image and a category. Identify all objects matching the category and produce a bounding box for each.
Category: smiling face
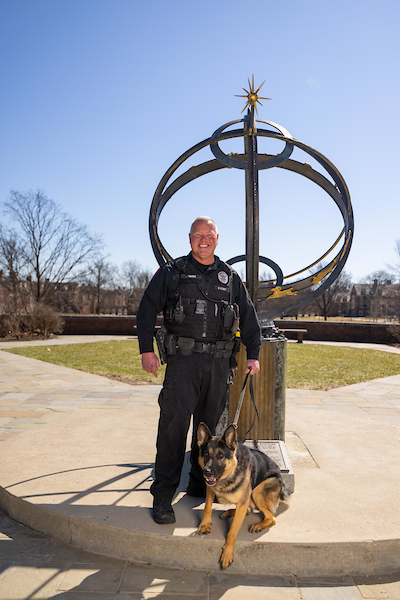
[189,219,219,265]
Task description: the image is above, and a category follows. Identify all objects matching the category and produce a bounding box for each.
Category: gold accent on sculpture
[340,230,352,260]
[312,261,336,285]
[267,286,298,299]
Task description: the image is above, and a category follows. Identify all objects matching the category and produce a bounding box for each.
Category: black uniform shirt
[137,253,261,360]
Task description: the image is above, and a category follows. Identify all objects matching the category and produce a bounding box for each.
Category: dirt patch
[105,374,161,386]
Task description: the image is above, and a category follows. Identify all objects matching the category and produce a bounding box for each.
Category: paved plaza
[1,336,400,598]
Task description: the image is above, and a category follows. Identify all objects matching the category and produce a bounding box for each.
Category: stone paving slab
[2,510,400,599]
[2,343,400,441]
[0,350,162,443]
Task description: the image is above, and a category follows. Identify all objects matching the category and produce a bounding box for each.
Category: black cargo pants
[150,351,230,502]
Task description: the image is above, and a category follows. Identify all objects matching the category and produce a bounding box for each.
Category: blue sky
[1,0,399,282]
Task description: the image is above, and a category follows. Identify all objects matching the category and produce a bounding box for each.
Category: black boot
[152,498,176,524]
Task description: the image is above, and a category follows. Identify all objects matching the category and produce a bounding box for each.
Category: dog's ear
[223,424,238,450]
[197,422,212,447]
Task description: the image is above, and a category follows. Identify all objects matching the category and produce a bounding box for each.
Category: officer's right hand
[142,352,161,377]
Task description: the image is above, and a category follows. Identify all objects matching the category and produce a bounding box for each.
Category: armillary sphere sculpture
[149,76,353,324]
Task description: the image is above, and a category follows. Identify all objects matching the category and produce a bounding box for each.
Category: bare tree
[3,190,103,303]
[259,268,274,283]
[361,270,393,285]
[0,226,28,306]
[83,257,117,314]
[120,260,142,289]
[0,226,32,334]
[120,260,152,313]
[309,264,352,320]
[388,239,400,283]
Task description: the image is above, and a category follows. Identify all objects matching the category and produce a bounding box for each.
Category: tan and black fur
[196,422,287,569]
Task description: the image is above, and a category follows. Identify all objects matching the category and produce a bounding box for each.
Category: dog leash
[232,372,260,441]
[232,372,250,428]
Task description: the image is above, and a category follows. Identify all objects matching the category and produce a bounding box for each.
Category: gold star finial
[235,74,271,114]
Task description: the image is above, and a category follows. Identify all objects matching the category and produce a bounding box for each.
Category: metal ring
[226,255,284,286]
[210,119,294,170]
[149,122,353,321]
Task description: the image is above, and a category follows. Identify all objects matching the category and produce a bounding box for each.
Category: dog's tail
[279,482,289,502]
[273,471,289,502]
[277,469,289,502]
[266,470,289,502]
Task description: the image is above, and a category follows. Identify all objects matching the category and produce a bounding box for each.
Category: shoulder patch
[218,271,229,284]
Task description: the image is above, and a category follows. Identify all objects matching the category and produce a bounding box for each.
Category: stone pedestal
[243,439,294,495]
[227,336,287,441]
[215,335,294,493]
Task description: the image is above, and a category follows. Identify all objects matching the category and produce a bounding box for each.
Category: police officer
[137,216,261,524]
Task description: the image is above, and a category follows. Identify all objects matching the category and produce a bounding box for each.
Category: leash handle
[232,372,250,428]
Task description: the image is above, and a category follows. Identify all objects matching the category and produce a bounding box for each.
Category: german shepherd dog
[196,422,287,569]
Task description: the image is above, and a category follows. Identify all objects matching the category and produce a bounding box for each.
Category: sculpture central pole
[244,106,259,305]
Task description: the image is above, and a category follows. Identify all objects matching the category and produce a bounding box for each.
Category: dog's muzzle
[205,476,217,486]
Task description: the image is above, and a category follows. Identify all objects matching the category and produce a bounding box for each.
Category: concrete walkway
[1,336,400,598]
[4,510,400,600]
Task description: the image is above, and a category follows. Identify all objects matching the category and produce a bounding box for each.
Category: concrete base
[243,440,295,495]
[2,398,400,577]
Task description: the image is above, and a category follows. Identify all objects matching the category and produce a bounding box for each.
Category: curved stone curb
[2,486,400,577]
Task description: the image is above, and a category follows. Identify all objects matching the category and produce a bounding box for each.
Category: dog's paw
[196,522,212,535]
[220,543,234,569]
[249,517,276,533]
[221,507,250,520]
[221,509,235,520]
[249,523,264,533]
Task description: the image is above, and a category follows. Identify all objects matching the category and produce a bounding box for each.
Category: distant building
[349,282,376,317]
[348,280,400,319]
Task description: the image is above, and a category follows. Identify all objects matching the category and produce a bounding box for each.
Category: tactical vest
[164,256,234,342]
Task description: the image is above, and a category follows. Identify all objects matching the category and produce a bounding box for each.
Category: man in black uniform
[137,216,261,524]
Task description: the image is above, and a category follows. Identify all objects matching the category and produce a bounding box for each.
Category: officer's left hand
[246,359,260,375]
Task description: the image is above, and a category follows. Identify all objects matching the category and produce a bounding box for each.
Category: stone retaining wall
[274,320,400,344]
[59,315,400,345]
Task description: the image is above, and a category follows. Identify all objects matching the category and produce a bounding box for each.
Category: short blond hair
[190,216,218,234]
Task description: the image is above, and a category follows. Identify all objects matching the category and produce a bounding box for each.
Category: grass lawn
[286,344,400,389]
[6,340,165,384]
[5,339,400,390]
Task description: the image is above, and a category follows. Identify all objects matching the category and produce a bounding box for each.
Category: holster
[155,326,167,364]
[165,334,177,356]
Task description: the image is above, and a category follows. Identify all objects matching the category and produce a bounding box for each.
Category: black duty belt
[171,337,234,358]
[193,342,216,354]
